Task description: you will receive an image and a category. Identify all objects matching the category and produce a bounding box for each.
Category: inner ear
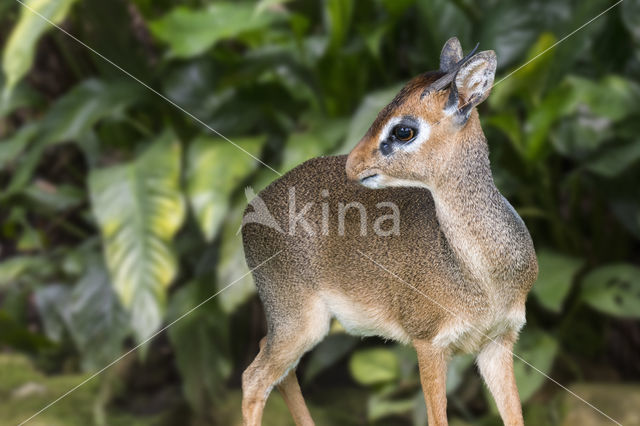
[455,50,497,108]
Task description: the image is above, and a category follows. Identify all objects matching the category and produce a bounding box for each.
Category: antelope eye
[393,126,415,142]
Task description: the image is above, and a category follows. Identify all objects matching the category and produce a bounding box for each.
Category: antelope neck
[429,140,519,285]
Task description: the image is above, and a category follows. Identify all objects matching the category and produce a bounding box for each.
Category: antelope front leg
[414,339,449,426]
[476,334,523,426]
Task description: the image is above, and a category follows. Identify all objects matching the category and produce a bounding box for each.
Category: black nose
[360,173,378,183]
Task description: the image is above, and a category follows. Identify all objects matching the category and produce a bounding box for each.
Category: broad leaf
[0,123,38,171]
[532,249,584,313]
[2,0,78,96]
[585,141,640,178]
[336,84,403,154]
[368,392,414,422]
[39,79,143,147]
[304,333,358,384]
[282,119,347,172]
[513,328,558,402]
[581,263,640,318]
[149,3,281,58]
[89,131,185,342]
[187,135,265,241]
[1,79,141,199]
[566,75,640,122]
[349,347,399,385]
[35,264,130,371]
[0,255,51,287]
[324,0,354,51]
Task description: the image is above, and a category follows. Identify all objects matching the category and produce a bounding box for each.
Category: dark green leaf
[39,78,143,147]
[187,135,265,241]
[0,124,38,171]
[148,3,281,58]
[167,281,232,412]
[513,328,558,402]
[304,333,358,384]
[585,141,640,178]
[532,249,584,313]
[581,263,640,318]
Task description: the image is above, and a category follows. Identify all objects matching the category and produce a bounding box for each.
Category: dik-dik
[241,37,537,426]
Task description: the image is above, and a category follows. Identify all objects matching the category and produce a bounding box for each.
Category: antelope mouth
[360,173,379,184]
[357,171,385,189]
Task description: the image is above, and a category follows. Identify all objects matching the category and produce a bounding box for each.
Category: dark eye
[393,126,415,142]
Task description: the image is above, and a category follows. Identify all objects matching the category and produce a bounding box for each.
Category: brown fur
[241,38,537,425]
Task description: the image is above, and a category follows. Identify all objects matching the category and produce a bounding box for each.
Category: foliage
[1,0,639,424]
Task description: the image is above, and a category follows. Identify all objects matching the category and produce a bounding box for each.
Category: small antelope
[241,37,537,425]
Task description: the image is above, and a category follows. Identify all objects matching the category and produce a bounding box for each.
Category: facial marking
[377,115,431,155]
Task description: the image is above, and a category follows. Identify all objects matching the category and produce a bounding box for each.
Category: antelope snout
[345,139,374,182]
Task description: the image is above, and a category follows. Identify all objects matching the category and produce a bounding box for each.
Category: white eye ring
[379,116,431,153]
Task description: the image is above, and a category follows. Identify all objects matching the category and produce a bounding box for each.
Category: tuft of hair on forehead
[365,70,445,139]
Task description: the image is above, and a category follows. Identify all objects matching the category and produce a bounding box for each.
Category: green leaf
[336,84,403,154]
[187,135,265,241]
[167,281,232,412]
[532,249,584,313]
[281,119,347,172]
[487,111,524,154]
[368,392,414,422]
[65,264,130,371]
[0,123,38,171]
[304,333,358,384]
[524,84,578,161]
[584,141,640,178]
[148,3,281,58]
[324,0,354,51]
[35,264,130,371]
[513,328,559,402]
[23,182,84,211]
[0,311,51,352]
[33,284,70,343]
[566,75,640,122]
[478,2,543,67]
[446,354,474,394]
[489,32,557,108]
[39,78,143,147]
[349,347,399,385]
[581,263,640,318]
[89,131,185,342]
[2,0,79,96]
[0,255,49,286]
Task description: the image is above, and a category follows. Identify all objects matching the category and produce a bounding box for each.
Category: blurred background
[1,0,639,424]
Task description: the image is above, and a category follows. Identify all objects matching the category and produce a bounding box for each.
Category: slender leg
[242,307,328,426]
[254,338,314,426]
[414,339,449,426]
[476,334,523,426]
[277,369,314,426]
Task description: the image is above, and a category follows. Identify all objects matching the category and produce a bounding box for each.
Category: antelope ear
[440,37,463,72]
[455,50,497,112]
